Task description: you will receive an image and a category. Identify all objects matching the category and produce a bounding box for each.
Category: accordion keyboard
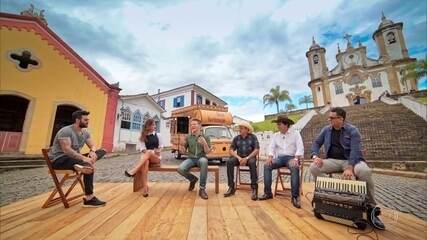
[315,177,367,194]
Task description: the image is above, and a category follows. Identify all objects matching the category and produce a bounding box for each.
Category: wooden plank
[125,183,180,239]
[187,188,208,240]
[217,185,248,240]
[145,184,188,239]
[41,183,134,240]
[1,183,121,240]
[147,165,219,172]
[267,198,330,240]
[166,185,197,240]
[0,183,111,234]
[231,190,269,240]
[104,183,173,240]
[84,183,160,238]
[65,184,152,240]
[1,183,426,240]
[249,190,307,240]
[207,190,228,240]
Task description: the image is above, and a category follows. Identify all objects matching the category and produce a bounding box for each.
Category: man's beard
[79,122,88,128]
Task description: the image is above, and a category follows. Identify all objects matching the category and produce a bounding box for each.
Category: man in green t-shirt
[177,118,211,199]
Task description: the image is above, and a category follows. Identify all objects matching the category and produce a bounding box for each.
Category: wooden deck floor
[0,182,426,240]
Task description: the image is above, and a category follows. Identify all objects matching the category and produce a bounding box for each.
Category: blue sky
[2,0,426,121]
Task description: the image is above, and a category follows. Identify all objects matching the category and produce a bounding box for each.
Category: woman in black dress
[125,119,162,197]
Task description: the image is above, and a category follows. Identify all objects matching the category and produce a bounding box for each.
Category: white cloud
[3,0,424,122]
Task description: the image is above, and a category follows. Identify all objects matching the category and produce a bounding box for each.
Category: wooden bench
[133,165,219,194]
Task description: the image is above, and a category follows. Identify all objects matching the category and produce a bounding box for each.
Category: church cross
[10,50,39,69]
[343,33,352,43]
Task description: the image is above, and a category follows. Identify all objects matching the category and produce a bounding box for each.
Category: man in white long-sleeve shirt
[259,115,304,208]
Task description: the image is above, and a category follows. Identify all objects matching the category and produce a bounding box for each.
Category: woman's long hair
[140,119,155,143]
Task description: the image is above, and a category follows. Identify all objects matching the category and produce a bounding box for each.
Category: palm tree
[285,103,296,112]
[401,58,426,92]
[299,95,313,109]
[263,86,292,113]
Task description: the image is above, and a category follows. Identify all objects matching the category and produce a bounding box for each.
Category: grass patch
[416,96,427,104]
[251,113,303,132]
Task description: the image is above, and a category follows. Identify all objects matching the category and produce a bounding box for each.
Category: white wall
[328,71,392,107]
[315,83,325,106]
[113,97,163,152]
[399,96,427,121]
[383,29,403,60]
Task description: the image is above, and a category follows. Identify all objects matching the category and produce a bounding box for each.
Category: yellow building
[0,12,121,154]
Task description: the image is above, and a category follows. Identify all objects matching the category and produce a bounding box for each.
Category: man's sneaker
[83,196,106,207]
[74,164,93,174]
[189,178,198,191]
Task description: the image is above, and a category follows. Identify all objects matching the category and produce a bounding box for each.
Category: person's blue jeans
[177,157,208,189]
[263,155,300,198]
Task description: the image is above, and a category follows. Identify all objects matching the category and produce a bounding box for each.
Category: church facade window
[372,76,382,88]
[313,54,319,64]
[120,107,131,129]
[386,32,396,44]
[334,82,344,95]
[131,110,142,130]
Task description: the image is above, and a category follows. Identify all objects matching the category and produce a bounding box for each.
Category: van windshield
[204,126,233,139]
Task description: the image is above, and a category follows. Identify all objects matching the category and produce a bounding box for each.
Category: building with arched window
[0,12,121,154]
[113,93,165,152]
[307,13,417,107]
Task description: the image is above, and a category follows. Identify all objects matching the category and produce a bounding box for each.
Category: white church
[306,13,418,107]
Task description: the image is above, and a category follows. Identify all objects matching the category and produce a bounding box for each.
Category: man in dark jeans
[49,110,106,207]
[224,122,259,200]
[259,116,304,209]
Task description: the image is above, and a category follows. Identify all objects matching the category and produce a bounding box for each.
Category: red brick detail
[101,88,120,152]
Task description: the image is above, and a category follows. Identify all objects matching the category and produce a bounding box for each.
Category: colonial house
[0,11,120,154]
[113,93,165,152]
[150,84,227,146]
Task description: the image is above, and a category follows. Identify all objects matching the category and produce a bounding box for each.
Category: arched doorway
[0,95,29,152]
[50,105,81,146]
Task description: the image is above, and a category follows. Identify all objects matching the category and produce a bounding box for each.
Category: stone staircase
[301,101,427,171]
[0,154,45,172]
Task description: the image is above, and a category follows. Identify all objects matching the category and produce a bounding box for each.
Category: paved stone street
[1,152,426,221]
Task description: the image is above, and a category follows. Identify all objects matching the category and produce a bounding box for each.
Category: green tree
[285,103,296,112]
[263,86,292,113]
[299,95,313,109]
[401,58,427,91]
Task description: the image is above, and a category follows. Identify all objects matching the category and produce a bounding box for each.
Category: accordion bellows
[313,177,369,229]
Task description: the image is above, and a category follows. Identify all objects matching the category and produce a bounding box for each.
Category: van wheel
[174,151,182,160]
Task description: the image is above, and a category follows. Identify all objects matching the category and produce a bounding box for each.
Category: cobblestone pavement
[1,152,426,220]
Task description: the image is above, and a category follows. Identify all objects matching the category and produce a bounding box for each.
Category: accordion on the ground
[312,177,369,229]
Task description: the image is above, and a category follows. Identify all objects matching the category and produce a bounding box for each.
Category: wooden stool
[274,159,304,197]
[41,149,85,208]
[235,154,259,190]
